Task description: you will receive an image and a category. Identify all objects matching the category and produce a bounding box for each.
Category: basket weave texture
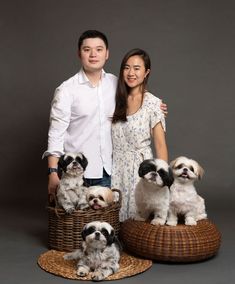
[38,250,152,281]
[120,219,221,262]
[48,189,121,252]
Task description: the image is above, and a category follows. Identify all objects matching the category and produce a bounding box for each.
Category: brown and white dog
[166,156,207,226]
[86,186,114,210]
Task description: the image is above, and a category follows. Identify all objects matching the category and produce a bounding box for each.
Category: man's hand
[48,172,60,202]
[160,101,168,117]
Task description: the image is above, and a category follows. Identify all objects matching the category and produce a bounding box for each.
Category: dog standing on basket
[64,221,120,281]
[57,152,89,213]
[135,159,174,225]
[166,156,207,226]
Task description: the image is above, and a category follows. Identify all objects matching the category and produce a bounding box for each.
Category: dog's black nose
[183,168,188,172]
[95,232,100,240]
[93,199,98,204]
[73,161,78,165]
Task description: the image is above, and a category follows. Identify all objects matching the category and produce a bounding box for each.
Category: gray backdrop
[0,1,234,284]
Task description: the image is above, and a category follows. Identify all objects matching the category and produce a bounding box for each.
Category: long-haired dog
[166,156,207,226]
[64,221,120,281]
[57,152,89,213]
[134,159,174,225]
[86,186,114,210]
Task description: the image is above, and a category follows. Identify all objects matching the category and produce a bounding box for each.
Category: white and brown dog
[87,186,114,210]
[57,152,89,213]
[64,221,120,281]
[166,156,207,226]
[135,159,174,225]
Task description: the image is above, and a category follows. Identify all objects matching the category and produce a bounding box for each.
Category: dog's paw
[78,203,89,210]
[65,207,75,214]
[91,271,105,281]
[77,266,89,277]
[63,252,74,260]
[151,218,166,225]
[134,215,146,222]
[185,217,197,226]
[166,220,177,226]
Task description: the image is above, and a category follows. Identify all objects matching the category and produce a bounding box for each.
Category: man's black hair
[78,30,108,50]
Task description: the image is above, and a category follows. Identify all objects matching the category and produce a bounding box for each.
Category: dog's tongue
[93,204,102,210]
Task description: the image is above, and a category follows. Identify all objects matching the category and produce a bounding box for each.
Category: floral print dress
[111,92,166,221]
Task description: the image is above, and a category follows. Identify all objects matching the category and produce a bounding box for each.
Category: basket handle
[111,188,122,204]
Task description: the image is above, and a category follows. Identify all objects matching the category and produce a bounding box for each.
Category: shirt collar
[78,68,106,85]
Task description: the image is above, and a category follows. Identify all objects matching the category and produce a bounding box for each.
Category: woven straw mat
[38,250,152,280]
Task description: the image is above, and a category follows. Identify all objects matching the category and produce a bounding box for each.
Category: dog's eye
[190,166,194,172]
[86,226,96,235]
[89,195,95,201]
[101,228,109,238]
[98,195,104,201]
[75,157,81,164]
[176,164,183,169]
[65,156,74,164]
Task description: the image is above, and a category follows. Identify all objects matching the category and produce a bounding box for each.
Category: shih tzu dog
[56,152,89,213]
[87,186,114,210]
[64,221,120,281]
[135,159,174,225]
[166,156,207,226]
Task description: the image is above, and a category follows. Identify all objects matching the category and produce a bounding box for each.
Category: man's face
[79,38,109,73]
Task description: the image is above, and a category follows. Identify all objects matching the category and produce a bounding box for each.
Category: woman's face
[123,55,150,90]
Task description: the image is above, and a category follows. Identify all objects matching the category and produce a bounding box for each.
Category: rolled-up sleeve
[42,85,72,158]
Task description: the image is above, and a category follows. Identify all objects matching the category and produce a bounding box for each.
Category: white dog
[87,186,114,210]
[64,221,120,281]
[57,152,89,213]
[135,159,174,225]
[166,156,207,226]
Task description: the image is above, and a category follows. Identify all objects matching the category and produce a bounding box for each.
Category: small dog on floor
[166,156,207,226]
[135,159,174,225]
[86,186,114,210]
[64,221,120,281]
[56,152,89,213]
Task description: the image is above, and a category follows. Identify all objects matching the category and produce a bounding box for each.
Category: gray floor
[0,199,234,284]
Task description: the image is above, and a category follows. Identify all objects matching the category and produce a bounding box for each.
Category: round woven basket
[38,250,152,281]
[120,219,221,262]
[48,189,121,252]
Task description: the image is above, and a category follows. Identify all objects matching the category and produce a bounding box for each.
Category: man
[43,30,167,197]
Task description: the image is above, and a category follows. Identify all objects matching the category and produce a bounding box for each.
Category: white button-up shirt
[43,69,117,178]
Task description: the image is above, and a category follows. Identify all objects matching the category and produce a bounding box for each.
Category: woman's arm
[152,123,168,162]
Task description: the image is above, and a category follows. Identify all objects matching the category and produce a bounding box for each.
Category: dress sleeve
[42,85,72,158]
[149,97,166,132]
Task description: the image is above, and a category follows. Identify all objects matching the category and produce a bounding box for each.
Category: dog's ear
[158,167,174,188]
[58,155,66,172]
[197,164,204,180]
[106,229,115,246]
[170,158,177,169]
[80,154,88,170]
[138,159,156,177]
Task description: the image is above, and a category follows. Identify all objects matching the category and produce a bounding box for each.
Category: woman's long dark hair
[112,48,151,123]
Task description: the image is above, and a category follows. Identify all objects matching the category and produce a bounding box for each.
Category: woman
[111,48,168,221]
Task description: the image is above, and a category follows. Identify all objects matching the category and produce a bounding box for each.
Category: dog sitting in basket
[56,152,90,213]
[56,152,115,213]
[64,221,121,281]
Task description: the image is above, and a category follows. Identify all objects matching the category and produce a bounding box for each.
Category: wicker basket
[120,219,221,262]
[48,189,121,252]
